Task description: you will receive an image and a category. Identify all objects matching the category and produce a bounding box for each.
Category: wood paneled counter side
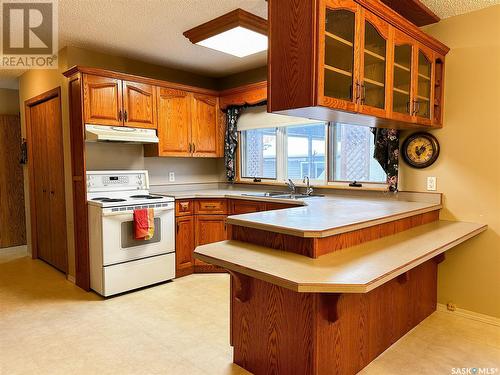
[268,0,450,129]
[195,221,487,375]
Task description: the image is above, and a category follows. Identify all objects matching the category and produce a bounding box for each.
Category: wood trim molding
[183,8,267,44]
[355,0,449,55]
[63,66,219,96]
[219,81,267,109]
[380,0,440,27]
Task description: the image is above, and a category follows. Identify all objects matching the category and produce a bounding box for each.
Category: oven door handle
[101,205,174,217]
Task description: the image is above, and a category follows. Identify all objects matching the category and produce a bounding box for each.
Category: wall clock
[402,132,440,168]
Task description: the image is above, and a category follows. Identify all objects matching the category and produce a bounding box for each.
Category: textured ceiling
[420,0,500,19]
[1,0,500,89]
[58,0,268,77]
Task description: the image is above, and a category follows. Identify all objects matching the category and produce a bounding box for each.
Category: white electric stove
[87,170,175,296]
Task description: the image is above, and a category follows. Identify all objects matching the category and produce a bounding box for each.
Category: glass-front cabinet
[268,0,448,129]
[414,45,434,125]
[359,10,390,117]
[322,0,360,112]
[392,29,415,122]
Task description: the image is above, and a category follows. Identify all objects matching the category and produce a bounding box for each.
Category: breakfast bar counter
[194,198,486,375]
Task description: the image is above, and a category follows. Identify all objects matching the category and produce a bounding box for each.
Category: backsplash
[85,142,225,185]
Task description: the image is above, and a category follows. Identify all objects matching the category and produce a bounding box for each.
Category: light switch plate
[427,176,437,191]
[169,172,175,182]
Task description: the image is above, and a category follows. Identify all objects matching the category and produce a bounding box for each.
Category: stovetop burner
[130,195,163,199]
[92,197,109,201]
[101,198,127,203]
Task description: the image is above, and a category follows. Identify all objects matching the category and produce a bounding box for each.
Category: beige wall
[217,65,267,91]
[0,88,20,115]
[399,6,500,318]
[66,46,217,89]
[85,142,224,186]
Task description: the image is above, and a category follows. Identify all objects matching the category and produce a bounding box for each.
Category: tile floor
[1,247,499,375]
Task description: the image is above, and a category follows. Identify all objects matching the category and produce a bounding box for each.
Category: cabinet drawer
[176,199,193,216]
[195,199,227,214]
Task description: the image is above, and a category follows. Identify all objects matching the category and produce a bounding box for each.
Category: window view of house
[241,127,277,179]
[286,124,326,180]
[332,124,386,183]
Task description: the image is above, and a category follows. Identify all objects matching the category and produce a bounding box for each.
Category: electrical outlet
[427,176,437,191]
[168,172,175,182]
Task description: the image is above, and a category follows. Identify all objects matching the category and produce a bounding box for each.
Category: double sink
[242,191,324,200]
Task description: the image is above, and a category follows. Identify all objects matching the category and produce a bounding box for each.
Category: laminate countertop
[195,221,487,293]
[157,189,442,238]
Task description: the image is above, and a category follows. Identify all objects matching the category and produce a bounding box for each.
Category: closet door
[29,102,53,266]
[0,116,26,248]
[27,90,68,273]
[45,95,68,272]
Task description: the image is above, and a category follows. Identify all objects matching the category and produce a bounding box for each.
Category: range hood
[85,124,159,143]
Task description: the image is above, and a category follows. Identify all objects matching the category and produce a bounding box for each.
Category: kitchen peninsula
[194,192,486,375]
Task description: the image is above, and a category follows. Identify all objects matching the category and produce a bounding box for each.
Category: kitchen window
[330,124,386,183]
[240,128,277,179]
[286,124,326,181]
[239,119,387,187]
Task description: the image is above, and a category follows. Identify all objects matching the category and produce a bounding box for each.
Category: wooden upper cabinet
[82,74,157,129]
[122,81,156,129]
[191,94,219,157]
[390,29,416,123]
[156,88,192,156]
[83,75,123,126]
[320,0,361,112]
[359,9,391,118]
[268,0,449,129]
[413,44,434,125]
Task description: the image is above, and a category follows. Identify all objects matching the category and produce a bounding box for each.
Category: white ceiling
[1,0,499,89]
[420,0,500,19]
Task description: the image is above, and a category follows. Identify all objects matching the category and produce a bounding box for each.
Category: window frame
[238,122,390,191]
[239,127,279,181]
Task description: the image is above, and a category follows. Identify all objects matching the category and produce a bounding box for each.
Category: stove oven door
[101,203,175,266]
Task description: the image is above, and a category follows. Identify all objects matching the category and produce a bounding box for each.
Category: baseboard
[437,303,500,327]
[67,274,76,283]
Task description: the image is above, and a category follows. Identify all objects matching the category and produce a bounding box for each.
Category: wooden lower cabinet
[175,216,195,277]
[175,198,300,277]
[194,215,227,272]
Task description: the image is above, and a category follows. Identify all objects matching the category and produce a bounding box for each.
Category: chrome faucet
[303,176,314,196]
[285,179,296,194]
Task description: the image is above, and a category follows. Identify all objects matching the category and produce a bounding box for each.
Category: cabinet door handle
[188,143,192,153]
[192,144,196,153]
[354,81,361,103]
[118,110,122,121]
[406,101,411,114]
[361,83,366,105]
[124,111,128,122]
[176,222,180,233]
